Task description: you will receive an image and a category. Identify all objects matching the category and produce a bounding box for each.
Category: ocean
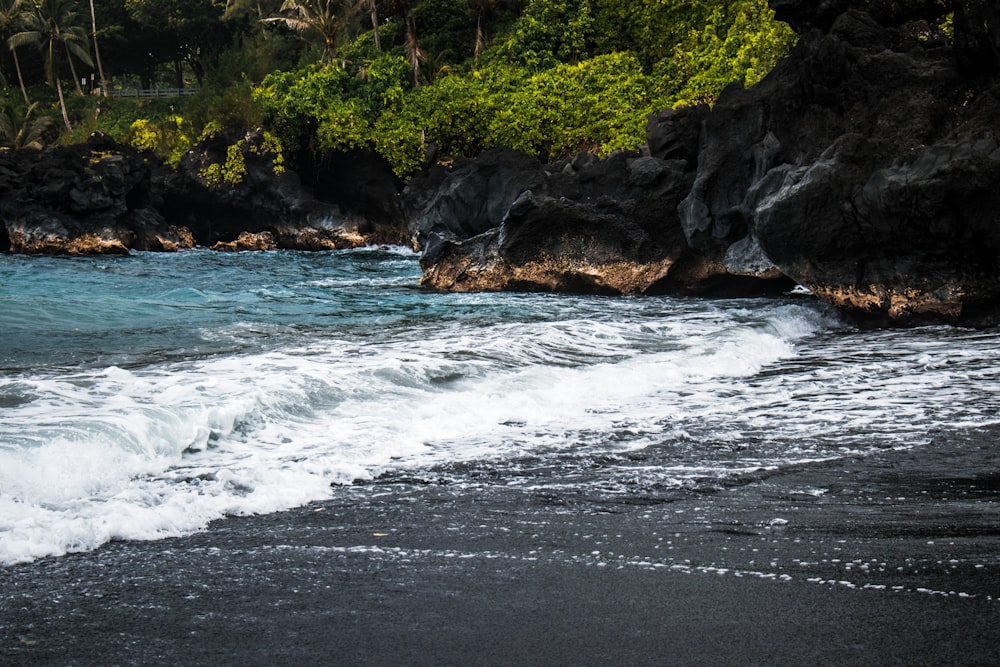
[2,247,999,567]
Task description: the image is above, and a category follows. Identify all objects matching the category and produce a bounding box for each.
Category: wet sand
[2,427,999,665]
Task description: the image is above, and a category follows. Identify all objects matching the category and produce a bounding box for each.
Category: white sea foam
[0,302,818,564]
[2,255,1000,566]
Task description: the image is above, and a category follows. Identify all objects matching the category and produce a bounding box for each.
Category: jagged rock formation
[0,132,409,255]
[407,147,792,296]
[413,0,1000,325]
[160,130,406,250]
[0,134,190,254]
[681,0,1000,325]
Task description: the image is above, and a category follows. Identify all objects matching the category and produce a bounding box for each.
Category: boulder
[421,191,677,295]
[211,231,279,252]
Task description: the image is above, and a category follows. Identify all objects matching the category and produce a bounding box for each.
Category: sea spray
[2,249,999,565]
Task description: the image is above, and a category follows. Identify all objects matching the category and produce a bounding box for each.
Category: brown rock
[211,231,279,252]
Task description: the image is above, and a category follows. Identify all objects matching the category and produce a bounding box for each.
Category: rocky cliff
[0,131,410,255]
[406,140,793,297]
[412,0,1000,325]
[685,0,1000,325]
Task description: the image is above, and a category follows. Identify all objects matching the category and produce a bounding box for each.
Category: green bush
[373,65,510,176]
[486,52,649,159]
[496,0,594,70]
[658,1,796,108]
[253,54,410,156]
[123,114,196,165]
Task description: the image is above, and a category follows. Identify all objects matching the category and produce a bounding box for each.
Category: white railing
[107,88,197,99]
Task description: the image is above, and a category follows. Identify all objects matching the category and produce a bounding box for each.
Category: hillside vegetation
[0,0,796,178]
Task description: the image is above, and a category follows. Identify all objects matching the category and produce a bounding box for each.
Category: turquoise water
[0,248,435,371]
[2,248,1000,565]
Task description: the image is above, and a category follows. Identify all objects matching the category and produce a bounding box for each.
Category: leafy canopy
[254,0,795,177]
[2,0,795,174]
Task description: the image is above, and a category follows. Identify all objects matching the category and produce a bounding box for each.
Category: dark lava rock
[409,146,792,296]
[0,131,409,255]
[405,148,546,253]
[157,129,400,251]
[0,134,186,255]
[677,0,1000,325]
[297,149,410,246]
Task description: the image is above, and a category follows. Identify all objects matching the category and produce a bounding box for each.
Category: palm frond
[65,35,91,66]
[7,29,40,49]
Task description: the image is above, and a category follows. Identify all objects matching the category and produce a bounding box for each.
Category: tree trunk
[475,13,484,61]
[12,47,30,106]
[370,0,380,52]
[406,14,421,85]
[65,42,83,94]
[56,76,71,131]
[88,0,108,96]
[189,56,204,87]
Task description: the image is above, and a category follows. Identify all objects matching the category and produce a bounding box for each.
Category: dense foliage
[0,0,803,178]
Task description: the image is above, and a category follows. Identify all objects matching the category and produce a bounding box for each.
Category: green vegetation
[0,0,796,179]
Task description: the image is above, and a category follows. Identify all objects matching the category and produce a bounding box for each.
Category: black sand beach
[3,426,999,666]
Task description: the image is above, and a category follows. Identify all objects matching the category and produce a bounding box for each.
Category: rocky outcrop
[408,147,793,296]
[156,129,408,251]
[211,231,279,252]
[0,132,409,255]
[679,0,1000,324]
[0,133,190,255]
[411,0,1000,324]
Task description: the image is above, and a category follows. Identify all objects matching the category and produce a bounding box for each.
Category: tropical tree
[383,0,424,84]
[468,0,491,60]
[9,0,93,131]
[86,0,106,94]
[404,11,422,82]
[262,0,362,62]
[125,0,231,88]
[362,0,379,51]
[0,100,53,148]
[0,0,31,105]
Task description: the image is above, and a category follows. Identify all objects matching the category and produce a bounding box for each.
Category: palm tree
[363,0,379,52]
[404,12,422,84]
[8,0,93,131]
[0,0,31,105]
[0,101,52,148]
[468,0,519,62]
[263,0,362,63]
[87,0,107,95]
[385,0,424,85]
[467,0,492,61]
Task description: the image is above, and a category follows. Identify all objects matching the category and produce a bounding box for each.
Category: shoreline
[2,427,999,665]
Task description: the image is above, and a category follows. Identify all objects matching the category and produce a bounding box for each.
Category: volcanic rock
[0,134,183,255]
[0,131,409,255]
[410,147,793,296]
[158,129,399,251]
[680,0,1000,324]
